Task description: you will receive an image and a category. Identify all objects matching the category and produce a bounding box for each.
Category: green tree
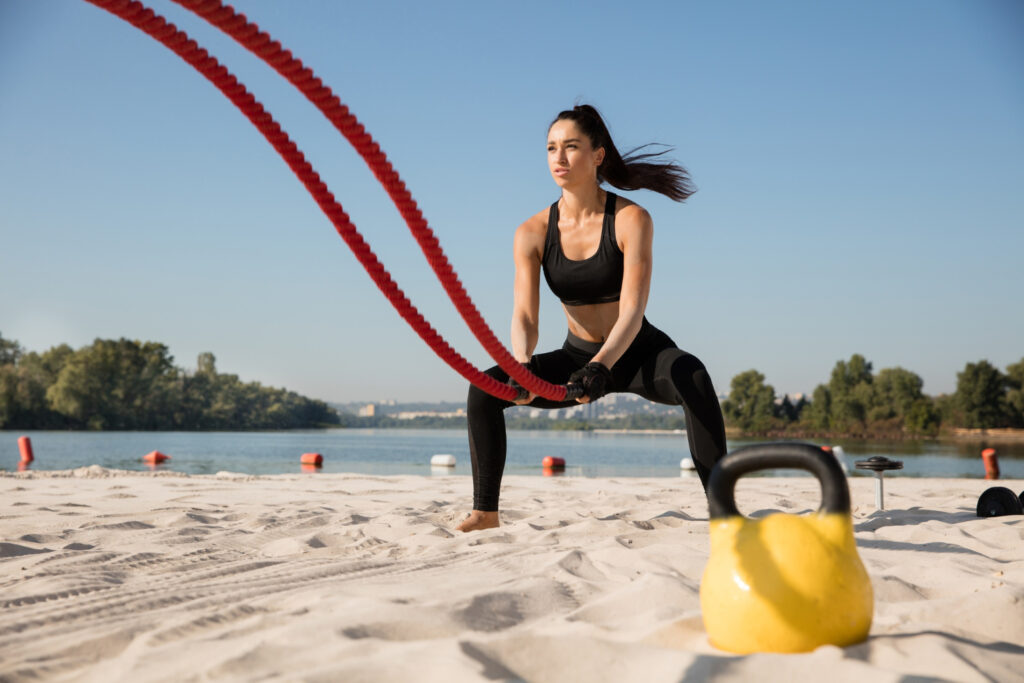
[830,354,873,391]
[0,333,23,366]
[0,365,16,428]
[46,338,179,429]
[722,369,777,432]
[0,336,337,430]
[1005,357,1024,428]
[802,385,832,431]
[19,350,69,426]
[828,354,874,430]
[179,353,217,428]
[197,352,217,376]
[792,394,809,420]
[934,393,958,427]
[905,398,940,436]
[0,334,24,427]
[870,366,926,426]
[0,344,73,428]
[953,360,1008,429]
[776,395,798,422]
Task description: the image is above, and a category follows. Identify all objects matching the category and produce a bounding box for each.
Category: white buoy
[680,457,695,470]
[430,453,456,467]
[832,446,848,473]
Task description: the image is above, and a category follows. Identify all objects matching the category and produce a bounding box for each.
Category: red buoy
[981,448,999,480]
[18,436,34,463]
[301,452,323,467]
[142,450,170,464]
[542,456,565,469]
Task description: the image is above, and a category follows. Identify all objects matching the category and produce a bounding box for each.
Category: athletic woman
[458,104,726,532]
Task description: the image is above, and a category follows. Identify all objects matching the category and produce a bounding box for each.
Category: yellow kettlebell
[700,442,873,654]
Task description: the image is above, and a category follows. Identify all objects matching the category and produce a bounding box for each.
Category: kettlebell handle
[708,442,851,519]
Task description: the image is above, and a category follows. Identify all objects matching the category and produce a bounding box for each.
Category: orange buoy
[981,448,999,480]
[542,456,565,469]
[142,450,170,464]
[18,436,34,463]
[300,452,323,467]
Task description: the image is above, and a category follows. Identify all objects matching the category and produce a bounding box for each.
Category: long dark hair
[550,104,695,202]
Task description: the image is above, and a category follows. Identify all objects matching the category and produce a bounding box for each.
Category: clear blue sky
[1,1,1021,404]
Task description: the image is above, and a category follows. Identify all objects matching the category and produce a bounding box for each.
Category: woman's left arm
[590,204,653,370]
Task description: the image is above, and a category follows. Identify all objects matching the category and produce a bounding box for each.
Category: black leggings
[466,319,727,511]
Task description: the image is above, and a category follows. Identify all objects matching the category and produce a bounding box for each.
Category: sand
[1,468,1022,682]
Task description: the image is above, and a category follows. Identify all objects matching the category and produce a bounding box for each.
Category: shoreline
[5,466,1024,483]
[947,428,1024,443]
[7,425,1024,444]
[725,427,1024,445]
[591,428,686,435]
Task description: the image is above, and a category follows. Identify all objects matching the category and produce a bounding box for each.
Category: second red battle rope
[84,0,573,402]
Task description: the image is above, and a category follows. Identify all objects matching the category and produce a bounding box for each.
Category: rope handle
[514,382,586,403]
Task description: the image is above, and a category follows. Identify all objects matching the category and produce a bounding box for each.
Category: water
[4,429,1023,479]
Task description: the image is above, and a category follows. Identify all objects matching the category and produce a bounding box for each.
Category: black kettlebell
[976,486,1024,517]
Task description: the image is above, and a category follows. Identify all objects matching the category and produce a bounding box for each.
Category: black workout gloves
[568,362,612,401]
[507,362,533,402]
[509,360,612,402]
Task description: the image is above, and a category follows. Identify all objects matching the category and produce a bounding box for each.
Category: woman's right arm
[510,214,545,364]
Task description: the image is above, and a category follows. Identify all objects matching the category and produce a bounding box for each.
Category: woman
[458,104,726,532]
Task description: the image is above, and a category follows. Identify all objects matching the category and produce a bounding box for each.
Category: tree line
[0,334,338,430]
[4,331,1020,438]
[721,354,1024,438]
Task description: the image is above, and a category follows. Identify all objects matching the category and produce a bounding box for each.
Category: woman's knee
[689,362,718,399]
[661,352,718,408]
[467,366,510,414]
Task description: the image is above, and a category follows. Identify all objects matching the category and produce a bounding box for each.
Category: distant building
[358,404,376,417]
[395,408,466,420]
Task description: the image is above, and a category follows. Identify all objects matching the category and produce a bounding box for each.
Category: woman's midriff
[563,300,620,343]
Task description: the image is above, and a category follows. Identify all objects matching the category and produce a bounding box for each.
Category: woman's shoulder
[513,208,549,258]
[516,207,550,238]
[611,194,652,229]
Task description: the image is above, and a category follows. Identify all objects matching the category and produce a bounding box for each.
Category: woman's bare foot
[456,510,500,532]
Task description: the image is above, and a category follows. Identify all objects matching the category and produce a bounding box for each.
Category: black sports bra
[542,192,624,307]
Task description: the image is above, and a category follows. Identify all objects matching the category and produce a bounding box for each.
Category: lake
[4,429,1023,479]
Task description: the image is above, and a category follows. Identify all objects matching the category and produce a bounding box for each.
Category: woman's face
[547,119,604,188]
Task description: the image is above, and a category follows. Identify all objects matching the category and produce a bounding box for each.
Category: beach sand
[2,468,1022,682]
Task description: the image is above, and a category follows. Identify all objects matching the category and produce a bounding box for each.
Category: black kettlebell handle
[708,442,851,519]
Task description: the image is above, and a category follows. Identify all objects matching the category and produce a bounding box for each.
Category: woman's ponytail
[550,104,695,202]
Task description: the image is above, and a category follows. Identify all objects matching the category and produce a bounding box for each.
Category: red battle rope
[83,0,574,402]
